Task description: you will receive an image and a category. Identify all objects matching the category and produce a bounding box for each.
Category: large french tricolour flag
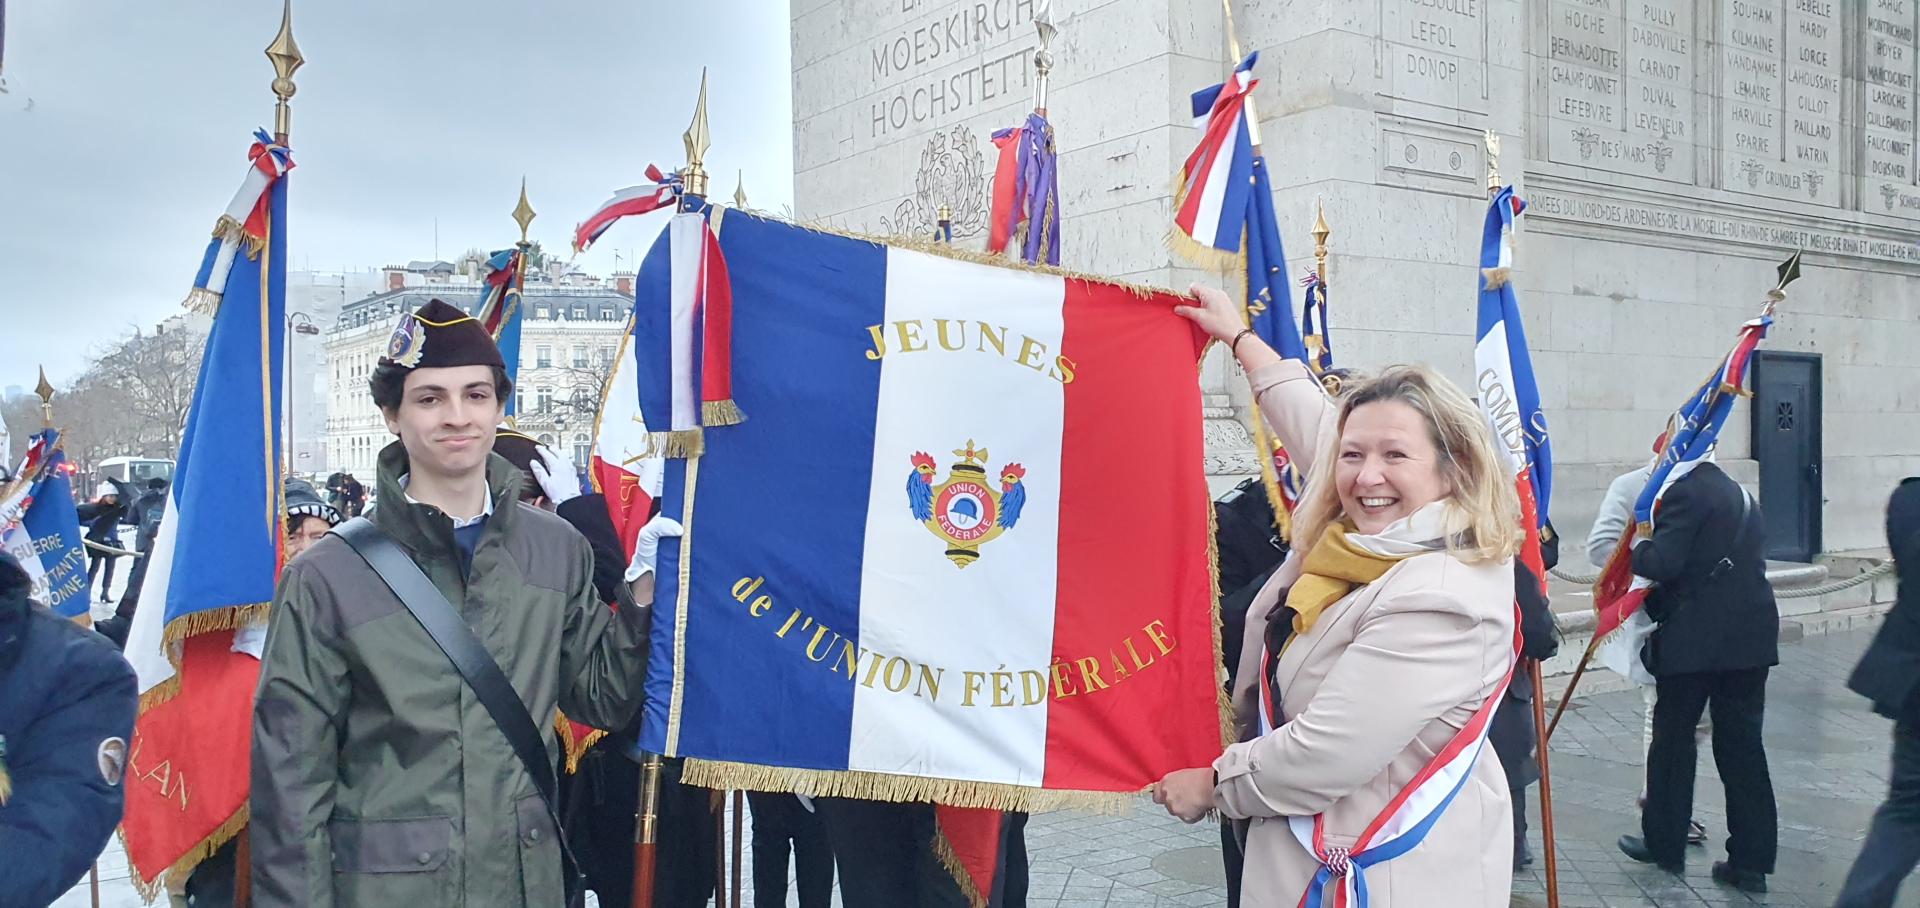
[636,213,1223,802]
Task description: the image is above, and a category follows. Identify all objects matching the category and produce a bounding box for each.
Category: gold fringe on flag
[1481,266,1512,290]
[1203,481,1237,748]
[0,761,11,805]
[701,399,746,427]
[680,760,1134,815]
[931,826,991,908]
[182,287,225,316]
[647,429,705,460]
[124,804,250,903]
[555,711,607,775]
[139,602,274,711]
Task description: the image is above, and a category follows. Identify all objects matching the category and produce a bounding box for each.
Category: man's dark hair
[146,478,169,491]
[369,363,513,415]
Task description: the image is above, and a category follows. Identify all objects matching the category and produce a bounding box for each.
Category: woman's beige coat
[1215,360,1516,908]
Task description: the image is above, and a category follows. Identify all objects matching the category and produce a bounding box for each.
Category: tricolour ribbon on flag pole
[573,164,681,254]
[1171,52,1309,539]
[184,128,294,315]
[474,247,529,416]
[1473,185,1552,584]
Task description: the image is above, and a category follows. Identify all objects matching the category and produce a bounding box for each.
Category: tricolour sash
[1256,598,1521,908]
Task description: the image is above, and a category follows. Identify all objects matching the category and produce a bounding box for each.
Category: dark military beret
[380,298,506,371]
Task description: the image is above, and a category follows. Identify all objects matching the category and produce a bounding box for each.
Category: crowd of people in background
[10,284,1920,907]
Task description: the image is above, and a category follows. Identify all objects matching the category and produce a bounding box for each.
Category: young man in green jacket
[249,298,662,908]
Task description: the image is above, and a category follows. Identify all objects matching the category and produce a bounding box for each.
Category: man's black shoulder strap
[329,518,570,844]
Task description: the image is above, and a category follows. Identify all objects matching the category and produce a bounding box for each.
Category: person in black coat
[1491,534,1561,872]
[1836,478,1920,907]
[1212,477,1288,908]
[96,479,171,649]
[76,482,130,603]
[0,549,139,907]
[1615,461,1778,892]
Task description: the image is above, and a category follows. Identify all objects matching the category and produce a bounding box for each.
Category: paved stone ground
[60,617,1914,907]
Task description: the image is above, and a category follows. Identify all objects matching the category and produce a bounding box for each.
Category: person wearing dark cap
[249,299,669,908]
[0,548,138,907]
[281,478,342,561]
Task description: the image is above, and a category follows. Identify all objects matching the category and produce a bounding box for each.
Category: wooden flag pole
[630,754,662,908]
[1530,661,1560,908]
[1546,636,1600,742]
[89,863,99,908]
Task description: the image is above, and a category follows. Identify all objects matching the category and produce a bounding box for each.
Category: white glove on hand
[529,444,584,506]
[624,515,686,582]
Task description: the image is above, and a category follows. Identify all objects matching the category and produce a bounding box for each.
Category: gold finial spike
[733,171,748,209]
[512,177,537,244]
[1483,129,1502,196]
[34,366,55,427]
[682,68,711,198]
[1311,200,1331,281]
[265,0,305,140]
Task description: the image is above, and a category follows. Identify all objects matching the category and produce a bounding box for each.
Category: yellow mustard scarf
[1283,521,1417,642]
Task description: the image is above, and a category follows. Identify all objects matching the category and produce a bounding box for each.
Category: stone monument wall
[792,0,1920,560]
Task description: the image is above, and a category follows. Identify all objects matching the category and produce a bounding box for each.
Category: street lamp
[286,311,320,474]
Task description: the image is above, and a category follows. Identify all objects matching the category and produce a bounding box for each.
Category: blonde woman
[1154,284,1523,907]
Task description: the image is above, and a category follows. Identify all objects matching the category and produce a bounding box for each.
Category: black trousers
[560,746,717,908]
[1221,819,1245,908]
[746,791,835,908]
[88,551,117,599]
[1512,784,1529,862]
[1641,667,1777,871]
[1836,716,1920,907]
[815,799,973,908]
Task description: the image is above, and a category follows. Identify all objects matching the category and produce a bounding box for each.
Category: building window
[537,387,553,413]
[603,308,621,321]
[573,435,590,466]
[515,389,525,414]
[572,305,587,320]
[572,345,588,368]
[538,433,555,446]
[535,304,550,319]
[597,346,614,366]
[536,346,552,368]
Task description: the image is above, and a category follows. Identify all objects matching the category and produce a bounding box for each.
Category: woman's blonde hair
[1290,364,1523,565]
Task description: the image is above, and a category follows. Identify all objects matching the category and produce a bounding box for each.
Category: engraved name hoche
[729,574,1180,708]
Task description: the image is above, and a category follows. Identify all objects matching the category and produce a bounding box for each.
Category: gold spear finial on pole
[1311,199,1331,283]
[35,367,55,428]
[682,68,711,199]
[733,171,748,209]
[1484,129,1502,197]
[265,0,304,141]
[512,177,537,245]
[1032,0,1058,115]
[1220,0,1262,148]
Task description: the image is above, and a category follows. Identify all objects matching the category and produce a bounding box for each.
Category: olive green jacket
[249,444,649,908]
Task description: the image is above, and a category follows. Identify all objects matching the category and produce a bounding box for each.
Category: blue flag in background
[1,429,93,620]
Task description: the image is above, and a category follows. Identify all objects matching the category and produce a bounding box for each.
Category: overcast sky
[0,0,793,384]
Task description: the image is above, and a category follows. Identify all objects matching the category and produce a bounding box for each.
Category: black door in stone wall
[1750,351,1822,562]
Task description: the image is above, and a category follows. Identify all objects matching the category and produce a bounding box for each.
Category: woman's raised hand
[1173,283,1247,344]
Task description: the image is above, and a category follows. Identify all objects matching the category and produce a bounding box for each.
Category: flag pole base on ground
[1531,660,1561,908]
